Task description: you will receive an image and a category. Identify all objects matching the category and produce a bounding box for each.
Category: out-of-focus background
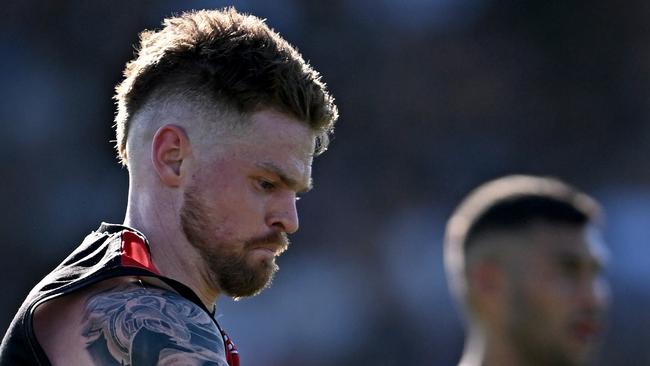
[2,1,649,365]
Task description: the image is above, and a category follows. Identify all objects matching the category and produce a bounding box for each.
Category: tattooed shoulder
[82,283,228,366]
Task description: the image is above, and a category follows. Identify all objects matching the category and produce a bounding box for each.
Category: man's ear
[151,124,191,187]
[468,261,506,299]
[467,260,512,323]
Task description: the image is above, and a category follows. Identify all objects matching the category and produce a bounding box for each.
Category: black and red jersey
[0,223,239,366]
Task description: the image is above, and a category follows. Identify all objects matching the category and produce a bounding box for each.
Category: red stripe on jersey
[221,330,240,366]
[120,230,161,275]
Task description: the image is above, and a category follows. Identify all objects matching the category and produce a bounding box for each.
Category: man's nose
[266,193,299,234]
[579,276,610,312]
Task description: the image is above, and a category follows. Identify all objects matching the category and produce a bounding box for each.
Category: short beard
[180,188,288,299]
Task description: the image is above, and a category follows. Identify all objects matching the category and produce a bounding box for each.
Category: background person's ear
[468,261,507,298]
[151,124,191,187]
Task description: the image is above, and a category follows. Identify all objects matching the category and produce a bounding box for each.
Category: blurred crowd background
[2,1,649,365]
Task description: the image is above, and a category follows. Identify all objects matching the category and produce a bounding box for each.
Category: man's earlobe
[151,125,191,187]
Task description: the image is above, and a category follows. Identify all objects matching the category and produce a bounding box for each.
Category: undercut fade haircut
[114,7,338,166]
[444,175,602,302]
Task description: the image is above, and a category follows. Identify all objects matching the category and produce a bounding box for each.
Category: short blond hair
[114,8,338,165]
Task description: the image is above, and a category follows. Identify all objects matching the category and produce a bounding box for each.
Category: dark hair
[114,7,338,165]
[466,195,593,249]
[446,175,601,253]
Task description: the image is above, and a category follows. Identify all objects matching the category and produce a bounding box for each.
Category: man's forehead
[468,223,607,259]
[527,223,609,265]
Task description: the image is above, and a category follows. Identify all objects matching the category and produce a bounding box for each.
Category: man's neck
[123,202,220,310]
[460,324,528,366]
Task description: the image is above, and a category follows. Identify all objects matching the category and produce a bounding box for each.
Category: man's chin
[566,343,597,366]
[222,264,277,300]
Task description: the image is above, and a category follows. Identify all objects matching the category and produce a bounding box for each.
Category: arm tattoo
[82,284,228,366]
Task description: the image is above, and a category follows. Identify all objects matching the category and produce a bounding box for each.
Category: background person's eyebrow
[256,162,313,194]
[552,249,605,272]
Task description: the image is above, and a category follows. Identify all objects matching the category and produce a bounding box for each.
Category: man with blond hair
[444,175,609,366]
[1,8,338,365]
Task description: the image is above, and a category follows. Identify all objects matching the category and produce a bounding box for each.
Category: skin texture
[83,283,228,366]
[504,224,608,366]
[127,108,315,307]
[462,223,609,366]
[33,278,229,366]
[178,110,314,299]
[33,108,316,365]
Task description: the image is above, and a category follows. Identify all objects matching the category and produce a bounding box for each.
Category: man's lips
[571,320,602,342]
[246,232,289,256]
[251,245,283,256]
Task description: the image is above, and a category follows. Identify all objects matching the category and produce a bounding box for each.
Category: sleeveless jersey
[0,223,240,366]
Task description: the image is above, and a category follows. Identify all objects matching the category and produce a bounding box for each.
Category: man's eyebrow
[553,250,604,272]
[256,162,313,194]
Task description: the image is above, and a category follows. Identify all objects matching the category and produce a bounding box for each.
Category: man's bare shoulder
[34,278,229,366]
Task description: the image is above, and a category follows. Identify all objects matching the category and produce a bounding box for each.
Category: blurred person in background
[444,175,609,366]
[0,7,337,366]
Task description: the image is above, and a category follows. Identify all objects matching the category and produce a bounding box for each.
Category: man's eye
[259,180,275,191]
[559,259,581,276]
